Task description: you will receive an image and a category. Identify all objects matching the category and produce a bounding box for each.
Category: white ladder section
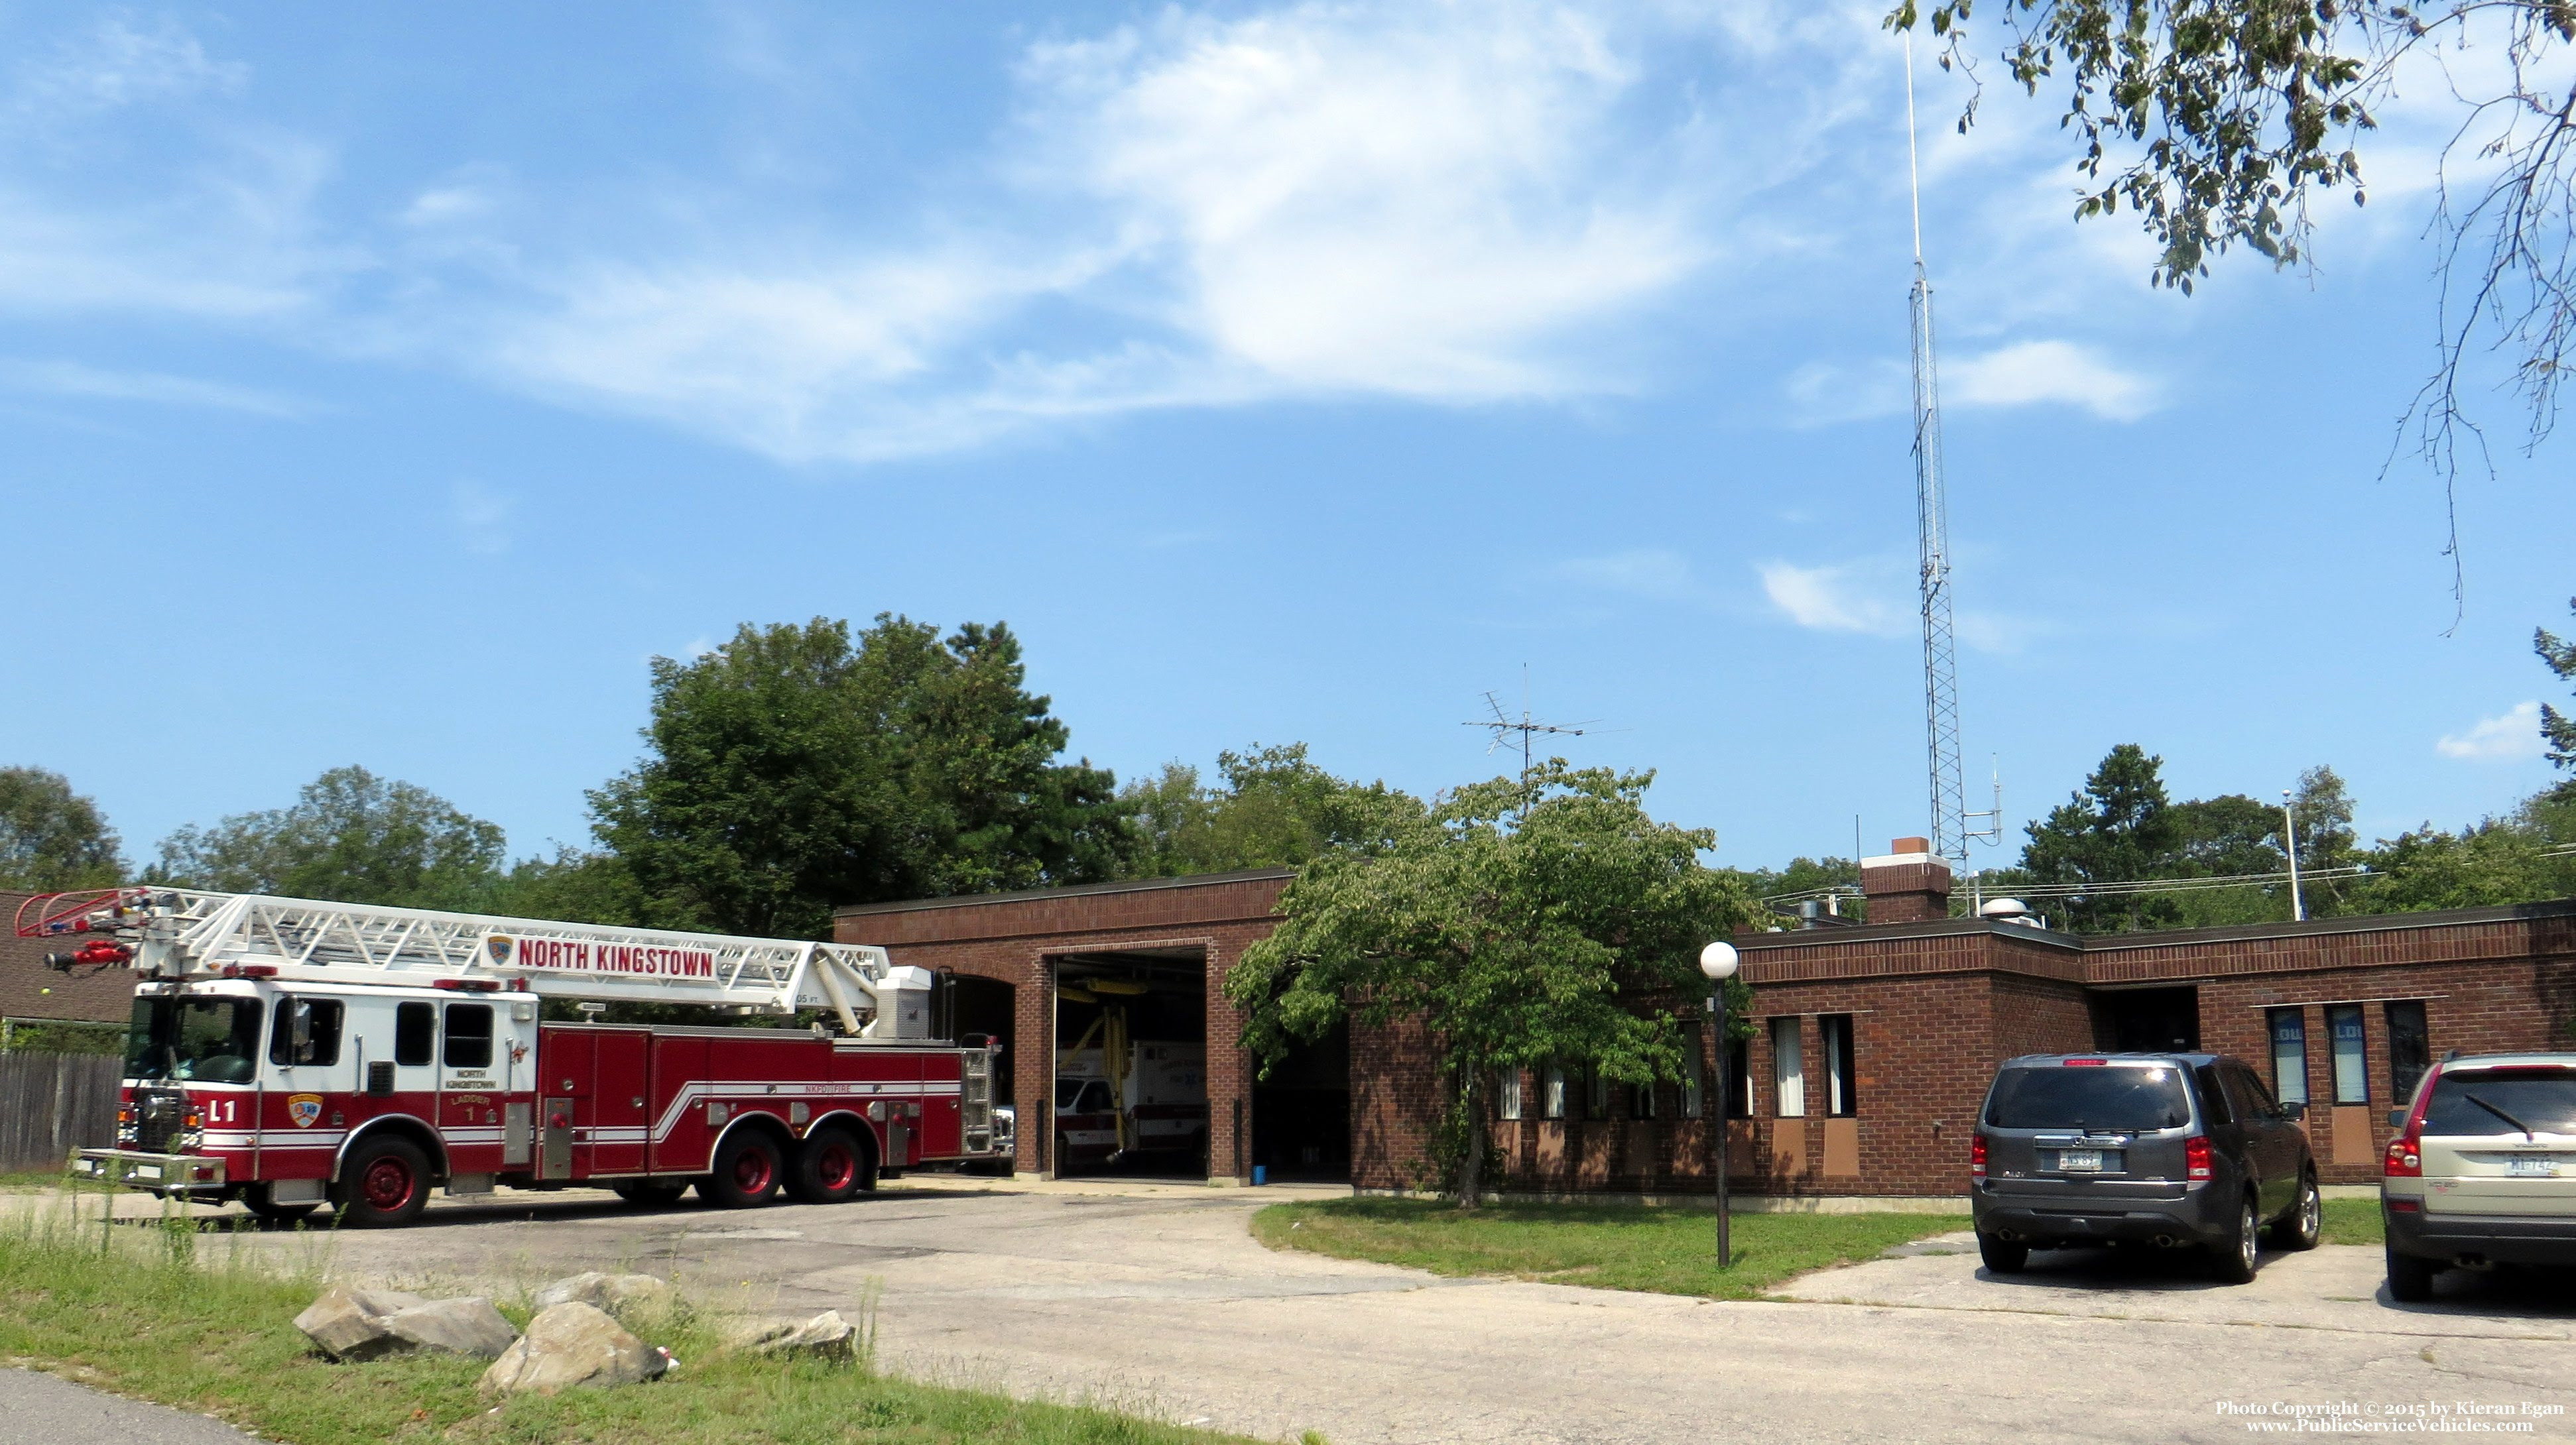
[47,888,926,1039]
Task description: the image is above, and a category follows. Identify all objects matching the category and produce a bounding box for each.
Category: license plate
[133,1164,162,1181]
[2508,1158,2559,1177]
[2057,1149,2104,1173]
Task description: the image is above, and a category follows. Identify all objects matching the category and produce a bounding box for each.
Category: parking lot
[57,1177,2549,1444]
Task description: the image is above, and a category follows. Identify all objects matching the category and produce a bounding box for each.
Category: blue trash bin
[1252,1165,1267,1185]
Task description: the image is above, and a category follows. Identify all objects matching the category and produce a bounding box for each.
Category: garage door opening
[1254,1017,1349,1183]
[942,973,1017,1106]
[1050,949,1208,1180]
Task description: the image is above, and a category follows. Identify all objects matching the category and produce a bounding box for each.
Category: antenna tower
[1904,34,1968,862]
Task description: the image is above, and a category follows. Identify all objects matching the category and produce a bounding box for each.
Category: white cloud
[0,357,311,416]
[13,14,246,117]
[1783,339,2158,424]
[469,0,1717,461]
[1554,548,1696,601]
[1757,561,1910,638]
[1945,341,2159,420]
[2437,701,2546,762]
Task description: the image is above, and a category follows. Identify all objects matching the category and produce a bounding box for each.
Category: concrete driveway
[40,1180,2576,1444]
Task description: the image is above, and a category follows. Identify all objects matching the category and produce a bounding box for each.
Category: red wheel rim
[733,1146,774,1194]
[816,1142,856,1192]
[361,1155,415,1211]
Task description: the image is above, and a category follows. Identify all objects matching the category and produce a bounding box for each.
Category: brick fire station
[832,843,2576,1198]
[8,859,2568,1200]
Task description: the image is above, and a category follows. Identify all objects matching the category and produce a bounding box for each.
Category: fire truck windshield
[124,996,263,1084]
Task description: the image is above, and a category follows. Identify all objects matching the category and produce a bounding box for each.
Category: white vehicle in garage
[2380,1052,2576,1300]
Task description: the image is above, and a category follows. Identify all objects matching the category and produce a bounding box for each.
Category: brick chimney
[1861,837,1952,924]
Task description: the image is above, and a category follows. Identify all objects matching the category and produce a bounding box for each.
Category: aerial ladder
[18,887,929,1038]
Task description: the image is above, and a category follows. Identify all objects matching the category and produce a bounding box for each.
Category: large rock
[531,1272,677,1323]
[727,1310,859,1363]
[293,1288,431,1361]
[479,1303,668,1397]
[383,1297,519,1359]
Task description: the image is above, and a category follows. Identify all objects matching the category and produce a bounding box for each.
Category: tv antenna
[1462,673,1591,787]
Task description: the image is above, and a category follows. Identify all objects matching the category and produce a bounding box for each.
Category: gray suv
[1973,1052,2321,1283]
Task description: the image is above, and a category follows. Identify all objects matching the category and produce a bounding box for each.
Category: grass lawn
[0,1197,1271,1445]
[2322,1196,2384,1246]
[1253,1197,1968,1299]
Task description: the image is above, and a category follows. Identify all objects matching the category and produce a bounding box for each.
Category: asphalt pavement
[13,1177,2576,1443]
[0,1368,262,1444]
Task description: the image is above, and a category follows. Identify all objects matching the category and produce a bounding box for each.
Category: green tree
[0,766,123,891]
[1119,744,1416,876]
[2020,744,2181,932]
[591,615,1127,939]
[1890,1,2576,498]
[483,846,643,927]
[2538,600,2576,768]
[152,766,505,909]
[1224,762,1758,1208]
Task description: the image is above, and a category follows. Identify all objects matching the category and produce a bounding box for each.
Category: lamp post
[1699,940,1741,1268]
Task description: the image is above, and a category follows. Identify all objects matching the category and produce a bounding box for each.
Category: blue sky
[3,2,2571,878]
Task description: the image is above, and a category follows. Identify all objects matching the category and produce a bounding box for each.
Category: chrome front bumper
[72,1149,227,1192]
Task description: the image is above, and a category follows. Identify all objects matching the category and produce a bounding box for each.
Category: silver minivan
[2381,1052,2576,1301]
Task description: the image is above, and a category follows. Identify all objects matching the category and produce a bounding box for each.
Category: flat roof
[834,867,1294,918]
[1735,897,2576,953]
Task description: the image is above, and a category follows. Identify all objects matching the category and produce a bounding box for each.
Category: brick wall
[837,874,2576,1200]
[836,872,1290,1180]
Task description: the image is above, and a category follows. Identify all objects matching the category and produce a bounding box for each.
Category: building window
[1585,1067,1610,1120]
[2326,1004,2368,1105]
[2266,1008,2307,1106]
[1726,1035,1752,1119]
[1821,1014,1858,1118]
[1633,1076,1658,1120]
[2385,1001,2431,1106]
[1497,1069,1523,1121]
[1772,1017,1806,1118]
[1543,1063,1567,1120]
[1681,1024,1705,1119]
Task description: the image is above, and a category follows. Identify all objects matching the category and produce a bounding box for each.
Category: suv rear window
[1985,1064,2193,1131]
[2421,1069,2576,1137]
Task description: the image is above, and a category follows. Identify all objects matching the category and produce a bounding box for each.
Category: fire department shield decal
[288,1094,324,1128]
[485,935,515,966]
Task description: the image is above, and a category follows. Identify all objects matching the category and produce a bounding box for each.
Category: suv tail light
[1970,1133,1988,1179]
[2384,1063,2437,1179]
[2184,1135,2213,1182]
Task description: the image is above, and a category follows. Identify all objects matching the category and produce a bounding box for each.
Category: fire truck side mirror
[290,1000,314,1056]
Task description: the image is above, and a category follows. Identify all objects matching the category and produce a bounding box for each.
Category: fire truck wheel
[239,1182,320,1223]
[612,1180,689,1208]
[699,1131,783,1208]
[786,1126,873,1204]
[334,1137,431,1228]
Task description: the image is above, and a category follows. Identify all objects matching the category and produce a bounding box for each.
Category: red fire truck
[17,888,1012,1226]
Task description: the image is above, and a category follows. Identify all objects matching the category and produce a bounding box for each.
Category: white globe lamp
[1697,938,1741,1267]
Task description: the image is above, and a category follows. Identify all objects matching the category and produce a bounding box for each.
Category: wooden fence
[0,1052,121,1173]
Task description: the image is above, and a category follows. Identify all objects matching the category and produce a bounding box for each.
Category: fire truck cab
[25,888,1010,1226]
